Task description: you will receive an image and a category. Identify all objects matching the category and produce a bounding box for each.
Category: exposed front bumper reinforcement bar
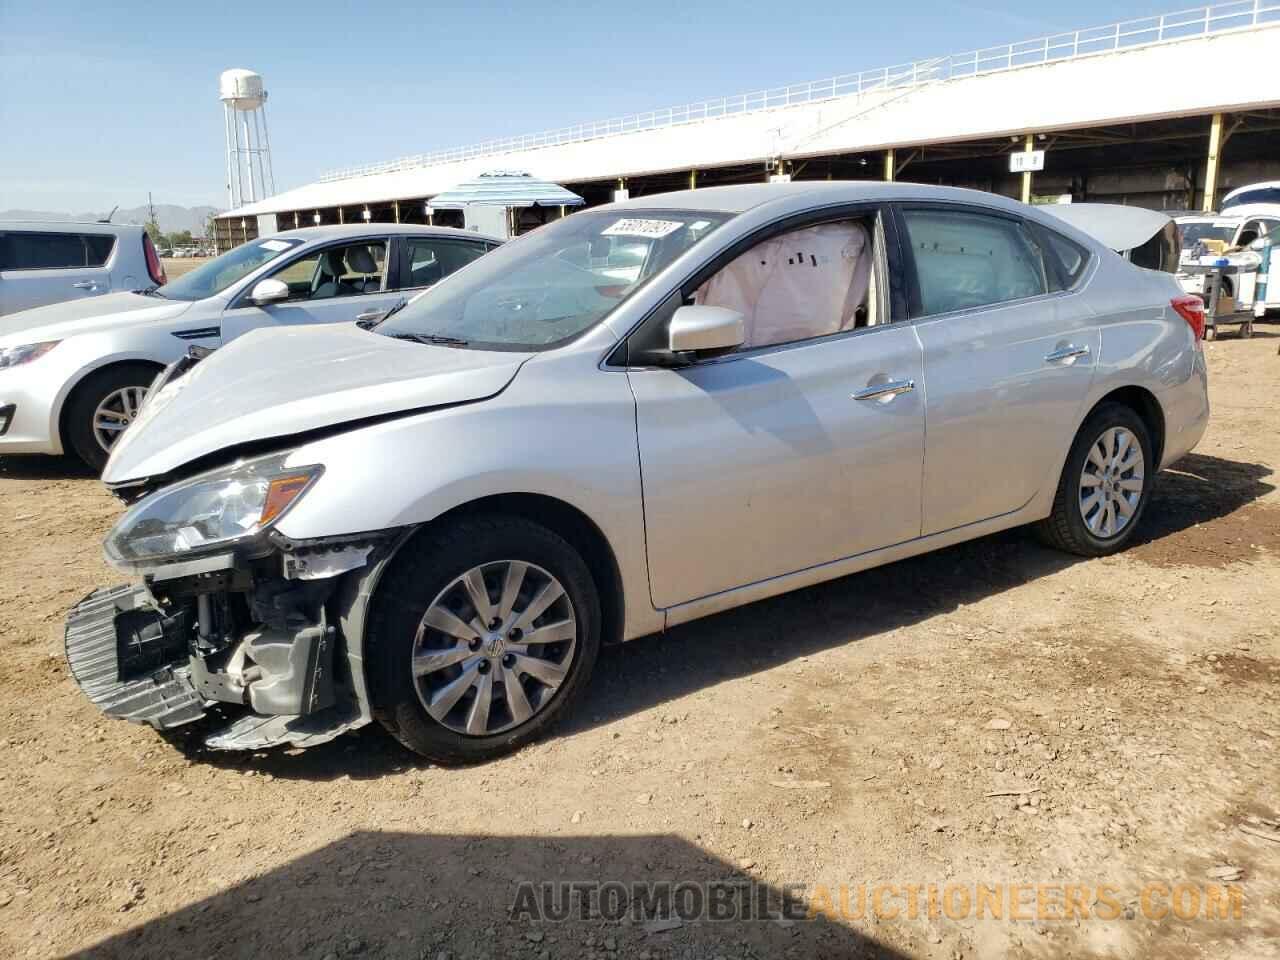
[65,585,206,730]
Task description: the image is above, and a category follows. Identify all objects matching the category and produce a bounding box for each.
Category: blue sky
[0,0,1180,212]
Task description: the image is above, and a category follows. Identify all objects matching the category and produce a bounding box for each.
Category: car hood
[0,291,195,344]
[103,323,530,483]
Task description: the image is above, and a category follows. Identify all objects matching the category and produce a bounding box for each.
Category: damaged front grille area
[65,585,205,729]
[114,604,191,682]
[64,541,381,751]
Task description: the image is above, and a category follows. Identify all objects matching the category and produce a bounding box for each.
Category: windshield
[1177,221,1237,246]
[377,209,732,350]
[1223,187,1280,211]
[155,236,304,301]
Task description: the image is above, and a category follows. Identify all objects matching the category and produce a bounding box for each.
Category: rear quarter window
[83,234,116,267]
[1036,226,1092,290]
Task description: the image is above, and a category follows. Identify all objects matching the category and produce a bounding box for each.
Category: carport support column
[1204,113,1223,213]
[393,200,400,223]
[689,169,697,190]
[883,149,895,182]
[1020,134,1034,204]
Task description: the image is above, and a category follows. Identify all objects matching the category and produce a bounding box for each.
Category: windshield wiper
[132,286,166,298]
[387,332,470,347]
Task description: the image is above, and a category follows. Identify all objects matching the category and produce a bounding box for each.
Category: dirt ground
[1,334,1278,960]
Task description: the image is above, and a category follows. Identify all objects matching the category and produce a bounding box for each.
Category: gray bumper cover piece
[203,706,363,751]
[64,585,206,730]
[66,584,368,750]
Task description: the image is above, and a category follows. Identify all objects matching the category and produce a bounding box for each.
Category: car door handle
[853,378,915,401]
[72,281,97,290]
[1044,344,1090,363]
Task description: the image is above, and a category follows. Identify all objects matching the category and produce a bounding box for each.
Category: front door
[630,328,925,608]
[219,238,399,344]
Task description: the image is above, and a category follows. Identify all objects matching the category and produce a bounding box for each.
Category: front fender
[280,353,661,641]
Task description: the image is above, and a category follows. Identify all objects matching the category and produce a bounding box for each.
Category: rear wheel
[1035,402,1153,557]
[366,515,601,764]
[64,364,158,472]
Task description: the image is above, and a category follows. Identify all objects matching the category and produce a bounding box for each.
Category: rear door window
[901,209,1048,316]
[396,238,488,291]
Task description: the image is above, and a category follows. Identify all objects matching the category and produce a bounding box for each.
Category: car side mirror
[249,278,289,305]
[668,305,745,358]
[1249,236,1269,251]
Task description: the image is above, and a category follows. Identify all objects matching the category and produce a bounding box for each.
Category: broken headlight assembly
[103,452,323,571]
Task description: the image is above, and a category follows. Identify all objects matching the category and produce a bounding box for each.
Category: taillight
[143,233,167,286]
[1171,294,1205,343]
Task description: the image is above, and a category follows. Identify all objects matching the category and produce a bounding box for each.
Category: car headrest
[320,249,346,277]
[345,245,377,274]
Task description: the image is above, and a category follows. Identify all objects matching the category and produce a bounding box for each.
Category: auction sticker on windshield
[602,219,684,239]
[258,239,294,252]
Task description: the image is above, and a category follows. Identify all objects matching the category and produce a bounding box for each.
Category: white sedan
[0,224,498,469]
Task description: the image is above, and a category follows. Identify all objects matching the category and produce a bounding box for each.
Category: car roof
[598,180,1033,215]
[270,223,503,243]
[0,220,144,234]
[1223,180,1280,202]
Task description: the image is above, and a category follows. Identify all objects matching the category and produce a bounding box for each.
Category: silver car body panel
[0,224,497,455]
[91,181,1208,686]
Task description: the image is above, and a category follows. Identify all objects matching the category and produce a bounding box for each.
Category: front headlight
[104,452,323,571]
[0,340,60,371]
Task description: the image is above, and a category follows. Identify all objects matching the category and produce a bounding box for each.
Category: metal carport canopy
[427,170,585,209]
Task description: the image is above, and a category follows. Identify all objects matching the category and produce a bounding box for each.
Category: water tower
[220,68,276,208]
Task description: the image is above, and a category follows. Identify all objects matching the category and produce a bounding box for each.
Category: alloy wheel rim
[1078,426,1144,539]
[411,560,577,736]
[92,386,149,453]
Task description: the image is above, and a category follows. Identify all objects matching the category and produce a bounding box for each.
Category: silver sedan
[66,182,1208,763]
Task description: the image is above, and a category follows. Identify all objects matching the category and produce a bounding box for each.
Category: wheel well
[58,360,165,452]
[430,494,626,646]
[1092,386,1165,467]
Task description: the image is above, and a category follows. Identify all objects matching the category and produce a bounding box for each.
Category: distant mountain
[0,204,220,236]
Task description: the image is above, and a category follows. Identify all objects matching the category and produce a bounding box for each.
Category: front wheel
[366,516,601,764]
[1035,402,1154,557]
[64,364,157,472]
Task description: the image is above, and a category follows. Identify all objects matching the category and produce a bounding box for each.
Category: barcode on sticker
[602,219,683,239]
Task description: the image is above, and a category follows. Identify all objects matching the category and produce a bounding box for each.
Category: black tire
[366,515,601,764]
[1035,402,1154,557]
[64,363,159,472]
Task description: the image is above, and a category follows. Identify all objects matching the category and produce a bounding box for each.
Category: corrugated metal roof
[427,170,585,209]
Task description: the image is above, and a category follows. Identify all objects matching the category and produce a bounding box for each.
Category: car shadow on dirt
[63,831,910,960]
[159,451,1275,779]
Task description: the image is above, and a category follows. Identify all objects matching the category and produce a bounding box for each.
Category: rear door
[898,204,1099,535]
[219,237,400,343]
[0,230,114,315]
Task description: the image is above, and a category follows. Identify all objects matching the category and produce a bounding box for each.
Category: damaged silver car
[66,182,1209,763]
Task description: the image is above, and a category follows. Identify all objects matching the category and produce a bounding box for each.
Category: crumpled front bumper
[64,581,366,751]
[65,585,205,729]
